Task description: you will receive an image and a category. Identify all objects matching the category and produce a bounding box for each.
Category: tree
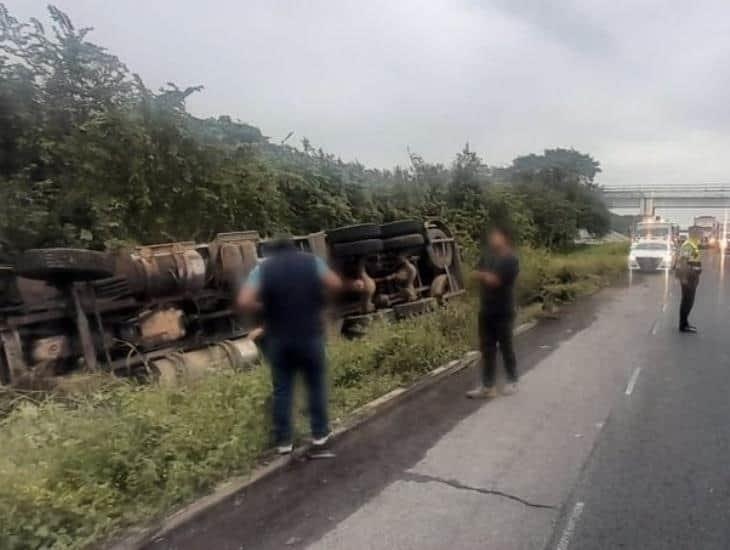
[518,183,579,248]
[0,4,138,250]
[448,143,488,208]
[408,151,448,217]
[512,148,602,184]
[0,4,613,257]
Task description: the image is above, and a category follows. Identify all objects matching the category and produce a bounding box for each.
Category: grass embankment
[0,244,627,549]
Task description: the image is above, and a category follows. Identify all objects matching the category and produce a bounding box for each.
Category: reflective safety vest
[677,240,701,284]
[679,240,700,264]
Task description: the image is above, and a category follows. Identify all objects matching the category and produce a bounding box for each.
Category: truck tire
[327,224,381,244]
[331,239,383,257]
[426,228,454,269]
[383,233,425,251]
[15,248,116,281]
[380,220,423,239]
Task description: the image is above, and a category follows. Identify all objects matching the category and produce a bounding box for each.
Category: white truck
[628,240,675,272]
[693,216,719,248]
[630,219,677,272]
[634,220,675,244]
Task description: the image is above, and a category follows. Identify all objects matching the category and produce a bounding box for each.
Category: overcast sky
[7,0,730,193]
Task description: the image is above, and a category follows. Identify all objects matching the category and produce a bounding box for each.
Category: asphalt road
[147,252,730,550]
[550,250,730,550]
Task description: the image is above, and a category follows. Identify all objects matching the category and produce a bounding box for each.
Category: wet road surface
[550,251,730,550]
[147,252,730,550]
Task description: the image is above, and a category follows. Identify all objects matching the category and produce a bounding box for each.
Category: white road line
[662,303,667,313]
[625,367,642,396]
[650,320,659,335]
[556,501,585,550]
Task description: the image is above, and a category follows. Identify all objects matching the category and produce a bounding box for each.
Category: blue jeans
[264,335,329,446]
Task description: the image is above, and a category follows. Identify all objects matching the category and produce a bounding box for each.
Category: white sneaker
[308,433,335,459]
[277,443,293,455]
[466,386,498,399]
[501,382,519,396]
[312,433,331,446]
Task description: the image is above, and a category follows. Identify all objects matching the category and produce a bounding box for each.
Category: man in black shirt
[467,226,520,399]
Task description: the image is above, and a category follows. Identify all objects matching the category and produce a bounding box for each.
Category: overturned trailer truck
[0,219,464,389]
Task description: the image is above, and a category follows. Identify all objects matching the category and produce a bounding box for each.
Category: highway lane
[148,256,718,550]
[551,250,730,550]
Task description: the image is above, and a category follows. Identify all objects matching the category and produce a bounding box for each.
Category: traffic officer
[676,229,702,333]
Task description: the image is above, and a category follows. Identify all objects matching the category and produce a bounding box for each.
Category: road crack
[403,472,556,510]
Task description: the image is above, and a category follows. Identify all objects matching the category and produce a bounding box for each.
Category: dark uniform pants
[479,314,517,387]
[679,276,699,329]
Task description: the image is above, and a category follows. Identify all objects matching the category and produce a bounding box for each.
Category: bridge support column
[639,197,655,218]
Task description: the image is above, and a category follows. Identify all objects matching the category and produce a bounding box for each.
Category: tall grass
[0,243,628,549]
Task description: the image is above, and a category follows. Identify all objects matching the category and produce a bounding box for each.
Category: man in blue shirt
[238,237,362,458]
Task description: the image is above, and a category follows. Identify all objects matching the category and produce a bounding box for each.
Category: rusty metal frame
[1,220,465,387]
[0,328,26,384]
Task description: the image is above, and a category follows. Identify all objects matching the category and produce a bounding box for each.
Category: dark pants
[264,336,329,445]
[479,314,517,387]
[679,280,698,329]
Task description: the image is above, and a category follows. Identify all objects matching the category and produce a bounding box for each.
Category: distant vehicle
[634,220,675,245]
[719,221,730,250]
[678,230,688,245]
[693,215,719,248]
[628,240,675,272]
[721,230,730,253]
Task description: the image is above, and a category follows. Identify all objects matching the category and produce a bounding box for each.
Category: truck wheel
[383,233,425,251]
[15,248,116,281]
[426,228,454,269]
[331,239,384,257]
[327,224,381,244]
[380,220,423,239]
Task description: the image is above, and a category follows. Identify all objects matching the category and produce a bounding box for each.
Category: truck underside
[0,220,464,389]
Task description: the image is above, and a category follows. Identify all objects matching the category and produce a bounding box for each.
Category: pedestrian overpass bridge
[602,185,730,211]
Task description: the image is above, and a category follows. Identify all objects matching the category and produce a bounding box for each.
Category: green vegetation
[1,5,609,260]
[610,212,638,235]
[0,244,627,549]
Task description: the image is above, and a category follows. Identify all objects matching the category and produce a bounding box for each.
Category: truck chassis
[0,219,464,389]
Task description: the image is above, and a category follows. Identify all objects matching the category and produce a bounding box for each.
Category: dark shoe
[466,386,498,399]
[307,433,335,459]
[679,325,697,333]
